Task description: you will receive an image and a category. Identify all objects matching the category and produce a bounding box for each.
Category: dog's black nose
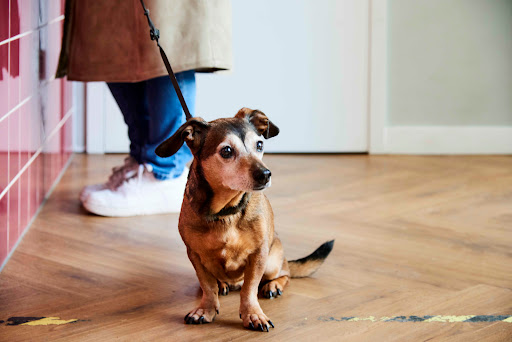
[253,168,271,185]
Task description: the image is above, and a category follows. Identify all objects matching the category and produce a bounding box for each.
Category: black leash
[139,0,192,121]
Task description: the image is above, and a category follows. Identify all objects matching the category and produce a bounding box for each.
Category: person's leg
[107,82,148,162]
[80,73,196,216]
[142,71,195,180]
[79,81,147,201]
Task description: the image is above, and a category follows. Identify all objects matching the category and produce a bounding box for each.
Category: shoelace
[107,157,153,190]
[124,163,154,189]
[136,164,153,187]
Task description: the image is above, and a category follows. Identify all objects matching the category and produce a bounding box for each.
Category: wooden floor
[0,154,511,341]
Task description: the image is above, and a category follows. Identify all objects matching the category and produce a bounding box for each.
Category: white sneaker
[81,161,189,217]
[79,156,139,203]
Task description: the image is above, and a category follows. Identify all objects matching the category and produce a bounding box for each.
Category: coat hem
[63,61,232,83]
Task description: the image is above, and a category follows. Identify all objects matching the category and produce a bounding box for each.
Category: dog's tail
[288,240,335,278]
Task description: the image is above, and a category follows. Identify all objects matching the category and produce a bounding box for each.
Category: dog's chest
[204,226,253,273]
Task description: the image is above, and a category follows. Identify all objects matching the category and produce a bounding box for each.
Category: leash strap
[139,0,192,121]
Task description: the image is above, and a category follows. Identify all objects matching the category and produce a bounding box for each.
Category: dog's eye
[256,141,264,152]
[220,146,233,159]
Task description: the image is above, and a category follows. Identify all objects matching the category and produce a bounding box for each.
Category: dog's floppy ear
[235,107,279,139]
[155,117,210,157]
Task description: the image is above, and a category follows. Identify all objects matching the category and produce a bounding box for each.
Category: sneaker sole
[82,199,183,217]
[81,168,189,217]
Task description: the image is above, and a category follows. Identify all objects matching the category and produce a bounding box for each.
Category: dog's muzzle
[252,167,271,189]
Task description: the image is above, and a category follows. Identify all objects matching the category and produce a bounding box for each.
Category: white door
[96,0,369,153]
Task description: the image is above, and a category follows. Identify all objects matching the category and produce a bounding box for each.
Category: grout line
[1,48,61,123]
[0,153,75,273]
[0,73,61,124]
[1,73,60,123]
[8,0,10,45]
[40,75,57,88]
[0,30,32,46]
[0,15,65,47]
[0,108,74,201]
[0,95,32,124]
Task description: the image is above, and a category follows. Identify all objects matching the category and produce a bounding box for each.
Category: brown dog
[156,108,334,332]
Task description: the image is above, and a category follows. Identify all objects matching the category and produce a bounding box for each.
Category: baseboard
[381,126,512,154]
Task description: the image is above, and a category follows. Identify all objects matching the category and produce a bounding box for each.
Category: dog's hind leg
[229,281,243,291]
[218,279,244,295]
[218,281,229,296]
[260,275,290,298]
[260,237,290,298]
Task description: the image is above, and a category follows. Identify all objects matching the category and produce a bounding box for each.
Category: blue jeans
[107,71,195,180]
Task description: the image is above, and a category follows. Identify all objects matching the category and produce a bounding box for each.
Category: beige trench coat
[57,0,232,82]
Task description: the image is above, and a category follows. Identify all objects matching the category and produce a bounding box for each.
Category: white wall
[388,0,512,126]
[370,0,512,154]
[96,0,370,154]
[195,0,369,153]
[81,0,512,155]
[72,82,85,152]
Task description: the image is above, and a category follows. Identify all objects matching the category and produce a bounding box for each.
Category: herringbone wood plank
[0,154,511,341]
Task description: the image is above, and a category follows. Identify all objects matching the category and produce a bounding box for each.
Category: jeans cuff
[150,165,185,181]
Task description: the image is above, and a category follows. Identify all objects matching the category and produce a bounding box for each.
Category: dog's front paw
[240,306,274,332]
[184,307,219,324]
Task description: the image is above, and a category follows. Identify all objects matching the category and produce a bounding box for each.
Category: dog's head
[156,108,279,192]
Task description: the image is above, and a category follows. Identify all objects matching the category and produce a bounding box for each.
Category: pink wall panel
[45,78,62,136]
[0,119,8,191]
[9,0,20,38]
[48,0,62,23]
[0,1,73,268]
[62,104,73,155]
[29,154,43,219]
[28,96,42,155]
[8,181,19,250]
[0,194,7,262]
[19,32,38,101]
[8,35,20,113]
[8,110,21,183]
[0,43,8,118]
[15,0,39,35]
[8,39,20,111]
[62,78,73,115]
[0,1,9,42]
[47,22,62,82]
[43,131,63,196]
[19,163,29,234]
[19,97,31,168]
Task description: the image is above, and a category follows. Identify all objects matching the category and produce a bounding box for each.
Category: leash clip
[139,0,192,121]
[141,3,160,41]
[149,28,160,41]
